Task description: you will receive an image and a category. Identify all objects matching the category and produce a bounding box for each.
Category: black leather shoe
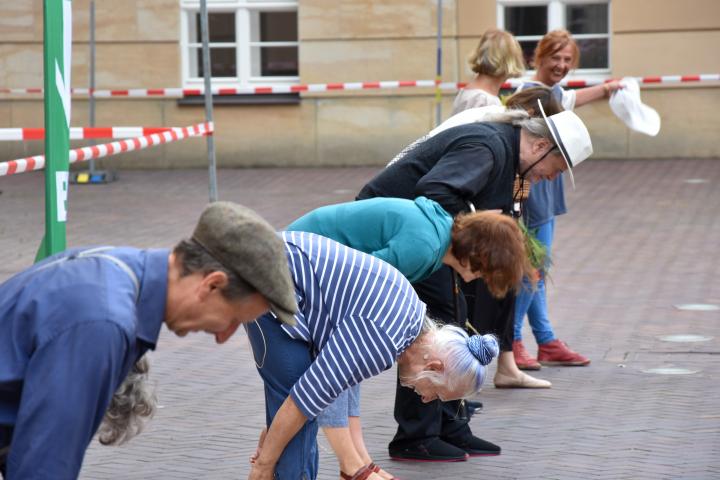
[389,438,469,462]
[442,434,501,456]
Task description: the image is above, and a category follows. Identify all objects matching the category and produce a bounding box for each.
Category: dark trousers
[389,267,516,450]
[461,279,515,352]
[390,266,472,450]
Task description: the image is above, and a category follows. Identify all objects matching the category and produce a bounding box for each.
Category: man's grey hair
[481,109,554,142]
[172,238,257,300]
[97,356,157,446]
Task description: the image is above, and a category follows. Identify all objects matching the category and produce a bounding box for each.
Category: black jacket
[357,122,520,215]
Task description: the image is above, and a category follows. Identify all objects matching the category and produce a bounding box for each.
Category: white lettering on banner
[55,0,72,127]
[55,63,70,127]
[56,171,68,222]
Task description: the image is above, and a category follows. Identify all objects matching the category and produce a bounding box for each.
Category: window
[497,1,610,75]
[180,0,299,88]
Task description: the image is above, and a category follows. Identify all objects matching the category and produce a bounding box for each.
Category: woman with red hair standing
[526,29,621,110]
[512,30,622,371]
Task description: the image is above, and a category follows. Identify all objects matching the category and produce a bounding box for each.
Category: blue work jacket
[0,247,168,479]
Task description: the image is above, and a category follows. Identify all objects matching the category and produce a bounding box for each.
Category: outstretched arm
[574,80,623,108]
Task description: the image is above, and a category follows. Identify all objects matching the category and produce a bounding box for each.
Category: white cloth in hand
[609,77,661,136]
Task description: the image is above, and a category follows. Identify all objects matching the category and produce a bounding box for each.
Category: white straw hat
[537,99,593,188]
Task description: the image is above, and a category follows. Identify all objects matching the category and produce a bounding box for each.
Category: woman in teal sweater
[285,196,531,479]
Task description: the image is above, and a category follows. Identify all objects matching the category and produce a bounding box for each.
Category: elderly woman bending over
[287,199,531,478]
[246,231,498,480]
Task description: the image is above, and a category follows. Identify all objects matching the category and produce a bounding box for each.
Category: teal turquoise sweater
[287,196,453,284]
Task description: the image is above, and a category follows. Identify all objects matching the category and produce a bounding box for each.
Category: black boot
[442,434,501,457]
[389,437,469,462]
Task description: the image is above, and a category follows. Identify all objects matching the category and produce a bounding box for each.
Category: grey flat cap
[192,201,297,326]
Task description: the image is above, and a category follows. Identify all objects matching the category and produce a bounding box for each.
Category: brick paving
[1,159,719,479]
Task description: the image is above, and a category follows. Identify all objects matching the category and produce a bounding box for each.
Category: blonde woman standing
[452,28,525,114]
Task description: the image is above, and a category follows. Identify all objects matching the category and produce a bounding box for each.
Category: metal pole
[37,0,72,261]
[88,0,96,173]
[434,0,443,127]
[199,0,218,202]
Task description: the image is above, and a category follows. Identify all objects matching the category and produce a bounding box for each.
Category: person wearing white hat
[536,100,593,188]
[511,29,614,371]
[356,105,593,462]
[387,87,566,398]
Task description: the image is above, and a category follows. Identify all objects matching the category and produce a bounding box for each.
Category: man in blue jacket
[0,202,297,479]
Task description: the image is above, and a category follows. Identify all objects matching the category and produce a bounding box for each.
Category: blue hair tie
[467,335,499,366]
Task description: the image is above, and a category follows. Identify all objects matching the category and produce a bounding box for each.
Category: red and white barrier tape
[0,126,183,141]
[0,121,213,177]
[0,74,718,98]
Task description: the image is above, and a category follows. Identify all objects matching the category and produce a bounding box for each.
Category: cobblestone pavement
[1,159,719,480]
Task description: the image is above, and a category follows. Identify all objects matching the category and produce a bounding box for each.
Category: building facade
[0,0,718,168]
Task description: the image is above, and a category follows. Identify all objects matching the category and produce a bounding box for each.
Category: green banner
[38,0,72,261]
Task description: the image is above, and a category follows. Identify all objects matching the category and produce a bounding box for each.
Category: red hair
[533,29,580,70]
[450,211,534,298]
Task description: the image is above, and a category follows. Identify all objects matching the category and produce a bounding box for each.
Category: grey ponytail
[98,356,157,446]
[481,108,554,143]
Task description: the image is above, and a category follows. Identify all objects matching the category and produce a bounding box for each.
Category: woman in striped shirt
[285,198,532,478]
[246,231,500,480]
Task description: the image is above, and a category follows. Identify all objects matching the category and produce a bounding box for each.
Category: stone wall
[0,0,718,169]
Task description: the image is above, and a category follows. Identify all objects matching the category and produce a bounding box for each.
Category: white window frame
[180,0,299,89]
[497,0,611,81]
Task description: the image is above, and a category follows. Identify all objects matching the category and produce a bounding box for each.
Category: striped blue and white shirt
[275,231,426,420]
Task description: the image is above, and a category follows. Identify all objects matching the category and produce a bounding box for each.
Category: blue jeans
[513,218,557,345]
[317,384,361,428]
[246,315,319,480]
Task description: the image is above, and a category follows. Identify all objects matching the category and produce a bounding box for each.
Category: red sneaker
[513,340,541,370]
[537,339,590,366]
